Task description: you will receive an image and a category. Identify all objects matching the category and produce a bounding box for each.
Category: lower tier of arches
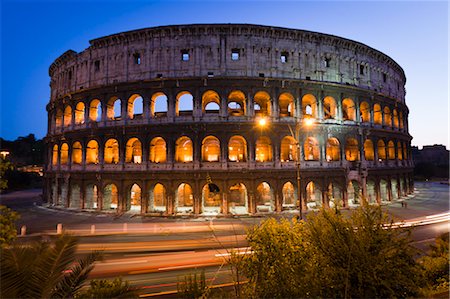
[44,169,414,216]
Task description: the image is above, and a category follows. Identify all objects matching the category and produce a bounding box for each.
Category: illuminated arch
[202,183,221,209]
[86,140,99,164]
[326,138,340,161]
[228,136,247,162]
[149,137,167,163]
[399,111,404,129]
[75,102,85,124]
[387,140,395,159]
[176,91,194,116]
[342,98,356,121]
[255,136,273,162]
[55,109,63,128]
[89,99,101,122]
[253,91,271,117]
[393,109,399,128]
[107,97,121,120]
[323,96,337,119]
[373,104,382,125]
[345,138,359,161]
[228,90,246,116]
[228,183,248,214]
[63,105,72,127]
[104,139,119,164]
[176,183,194,211]
[383,106,392,127]
[306,181,322,208]
[128,183,142,211]
[279,92,295,117]
[301,94,317,117]
[202,90,221,113]
[304,137,319,161]
[127,94,143,119]
[377,140,387,160]
[175,136,193,162]
[364,139,374,161]
[397,141,403,160]
[84,184,98,209]
[280,136,297,162]
[52,144,58,165]
[256,182,274,213]
[201,136,220,162]
[60,143,69,165]
[151,183,167,212]
[103,184,118,210]
[72,141,82,164]
[360,101,370,123]
[125,138,142,163]
[282,182,296,207]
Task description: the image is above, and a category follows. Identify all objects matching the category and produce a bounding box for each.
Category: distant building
[412,144,449,166]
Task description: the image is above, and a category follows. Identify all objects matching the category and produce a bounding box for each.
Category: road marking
[97,259,148,266]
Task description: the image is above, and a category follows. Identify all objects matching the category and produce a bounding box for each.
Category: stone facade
[44,24,413,216]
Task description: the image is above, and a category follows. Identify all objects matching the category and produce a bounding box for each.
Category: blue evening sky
[1,0,448,148]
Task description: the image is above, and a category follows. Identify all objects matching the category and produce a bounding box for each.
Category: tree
[0,234,100,298]
[0,205,20,247]
[76,278,137,299]
[0,158,13,190]
[419,232,449,294]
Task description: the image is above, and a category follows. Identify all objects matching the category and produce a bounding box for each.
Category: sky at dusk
[1,0,448,148]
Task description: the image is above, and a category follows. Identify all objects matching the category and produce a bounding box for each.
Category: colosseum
[45,24,413,216]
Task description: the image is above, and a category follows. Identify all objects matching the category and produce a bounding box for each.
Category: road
[1,181,448,296]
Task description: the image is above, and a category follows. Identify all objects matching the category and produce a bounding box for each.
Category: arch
[328,182,343,208]
[228,136,247,162]
[326,138,340,161]
[69,184,81,208]
[282,182,296,208]
[387,140,395,160]
[201,136,220,162]
[383,106,392,126]
[86,140,99,164]
[380,179,389,201]
[150,183,167,212]
[366,180,377,204]
[52,144,58,165]
[393,109,399,128]
[202,183,221,214]
[176,183,194,213]
[397,142,403,160]
[345,138,359,161]
[104,139,119,164]
[176,91,194,115]
[377,140,387,160]
[228,90,246,116]
[373,104,382,125]
[85,184,98,209]
[255,136,273,162]
[125,138,142,163]
[364,139,374,161]
[304,137,320,161]
[323,96,337,119]
[306,181,322,208]
[391,179,398,200]
[152,92,168,117]
[359,101,370,123]
[149,137,167,163]
[175,136,193,162]
[55,109,63,128]
[107,97,121,120]
[72,141,82,164]
[342,98,356,121]
[75,102,85,124]
[89,99,102,122]
[103,184,118,210]
[60,143,69,165]
[228,183,248,214]
[279,92,295,117]
[127,94,143,119]
[301,94,317,117]
[399,111,404,129]
[202,90,221,113]
[128,183,142,211]
[63,105,72,127]
[256,182,274,213]
[403,143,408,160]
[253,91,271,116]
[280,136,298,162]
[347,180,361,205]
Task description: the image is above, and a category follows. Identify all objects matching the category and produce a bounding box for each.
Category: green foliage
[76,278,137,299]
[0,234,101,298]
[177,269,208,299]
[419,232,449,293]
[0,158,13,190]
[0,205,20,247]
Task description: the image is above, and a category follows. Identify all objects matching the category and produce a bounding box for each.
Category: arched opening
[279,93,295,117]
[103,184,118,210]
[387,140,395,160]
[84,184,98,209]
[149,137,167,163]
[128,183,142,211]
[228,90,246,116]
[126,138,142,164]
[228,183,248,214]
[326,138,340,161]
[377,140,387,160]
[89,99,102,122]
[380,179,389,201]
[399,112,404,129]
[127,94,143,119]
[255,136,273,162]
[342,98,356,121]
[253,91,271,117]
[55,109,63,128]
[202,90,221,114]
[306,181,322,208]
[328,182,343,208]
[69,184,80,208]
[364,139,374,161]
[86,140,99,164]
[256,182,274,213]
[202,184,221,215]
[397,142,403,160]
[228,136,247,162]
[175,136,193,162]
[104,139,119,164]
[60,184,68,207]
[75,102,85,124]
[304,137,320,161]
[383,106,392,127]
[280,136,298,162]
[347,180,361,206]
[403,143,408,160]
[107,97,121,120]
[60,143,69,165]
[373,104,382,125]
[72,142,82,164]
[393,109,399,128]
[150,183,166,212]
[152,93,168,117]
[366,180,376,204]
[323,96,337,119]
[391,179,398,200]
[176,92,194,116]
[63,106,72,127]
[345,138,359,161]
[52,144,58,165]
[282,182,296,208]
[176,183,194,213]
[202,136,220,162]
[301,94,317,118]
[360,101,370,123]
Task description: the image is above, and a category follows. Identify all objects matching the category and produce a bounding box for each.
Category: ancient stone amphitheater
[45,24,413,216]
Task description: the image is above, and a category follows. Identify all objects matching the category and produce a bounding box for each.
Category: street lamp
[257,115,314,220]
